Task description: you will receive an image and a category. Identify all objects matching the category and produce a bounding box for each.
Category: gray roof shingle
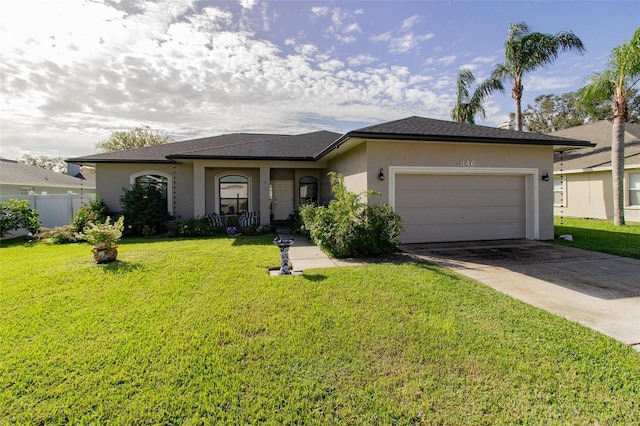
[551,121,640,171]
[68,116,593,165]
[67,132,339,163]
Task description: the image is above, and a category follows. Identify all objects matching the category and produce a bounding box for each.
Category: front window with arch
[299,176,318,205]
[133,173,170,214]
[220,175,248,214]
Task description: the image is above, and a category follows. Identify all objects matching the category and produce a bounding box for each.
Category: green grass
[1,236,639,424]
[554,217,640,259]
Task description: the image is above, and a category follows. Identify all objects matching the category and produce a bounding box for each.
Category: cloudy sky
[1,0,638,160]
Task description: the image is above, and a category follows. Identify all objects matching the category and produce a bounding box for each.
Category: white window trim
[130,171,173,215]
[388,166,540,240]
[627,170,640,208]
[214,172,252,215]
[553,176,566,208]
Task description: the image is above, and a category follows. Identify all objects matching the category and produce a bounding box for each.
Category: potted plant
[225,215,240,236]
[81,216,125,263]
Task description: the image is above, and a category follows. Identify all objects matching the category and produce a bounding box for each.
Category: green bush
[71,197,108,232]
[38,225,82,244]
[178,216,226,238]
[120,184,170,236]
[0,199,42,238]
[300,172,403,258]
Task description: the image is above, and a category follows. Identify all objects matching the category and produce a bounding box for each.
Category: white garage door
[395,174,527,244]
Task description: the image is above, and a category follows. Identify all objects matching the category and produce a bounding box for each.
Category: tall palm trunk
[611,97,627,226]
[512,77,524,131]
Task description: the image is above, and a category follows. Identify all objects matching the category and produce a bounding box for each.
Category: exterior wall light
[541,172,550,181]
[378,168,385,181]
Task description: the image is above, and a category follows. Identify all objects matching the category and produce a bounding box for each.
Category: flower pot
[92,244,118,264]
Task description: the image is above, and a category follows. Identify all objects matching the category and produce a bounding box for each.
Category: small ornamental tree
[0,199,42,238]
[300,172,403,258]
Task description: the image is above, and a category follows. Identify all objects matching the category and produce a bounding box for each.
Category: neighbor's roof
[0,159,95,188]
[68,116,593,164]
[551,120,640,172]
[317,116,594,158]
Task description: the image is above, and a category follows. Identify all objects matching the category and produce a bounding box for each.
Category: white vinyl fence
[1,192,96,237]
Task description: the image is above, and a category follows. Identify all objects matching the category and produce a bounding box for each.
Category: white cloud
[526,75,576,91]
[311,6,330,17]
[370,32,392,43]
[458,63,478,71]
[401,15,422,31]
[0,0,455,158]
[313,6,363,44]
[239,0,258,10]
[347,54,378,67]
[389,33,434,54]
[473,55,496,64]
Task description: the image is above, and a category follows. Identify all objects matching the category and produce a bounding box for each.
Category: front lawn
[1,237,639,424]
[554,217,640,259]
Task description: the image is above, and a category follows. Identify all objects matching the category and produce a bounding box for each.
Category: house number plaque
[459,160,476,167]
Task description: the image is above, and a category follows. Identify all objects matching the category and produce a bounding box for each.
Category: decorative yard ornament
[273,236,295,275]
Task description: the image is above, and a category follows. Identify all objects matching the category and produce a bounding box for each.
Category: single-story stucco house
[68,116,592,244]
[551,120,640,223]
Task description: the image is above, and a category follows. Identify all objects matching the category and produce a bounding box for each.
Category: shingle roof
[551,121,640,171]
[0,159,94,188]
[332,115,592,146]
[68,116,593,165]
[169,131,341,160]
[67,132,338,163]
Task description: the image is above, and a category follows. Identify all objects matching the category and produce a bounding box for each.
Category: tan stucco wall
[555,168,640,223]
[325,142,368,204]
[95,162,194,218]
[327,139,555,240]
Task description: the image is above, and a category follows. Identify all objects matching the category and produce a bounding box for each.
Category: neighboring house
[551,120,640,223]
[0,158,95,195]
[68,116,590,244]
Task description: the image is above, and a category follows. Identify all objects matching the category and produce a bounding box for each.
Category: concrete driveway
[401,240,640,350]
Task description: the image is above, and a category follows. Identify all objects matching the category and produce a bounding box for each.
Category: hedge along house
[67,116,592,244]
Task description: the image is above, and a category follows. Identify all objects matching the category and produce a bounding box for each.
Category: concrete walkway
[273,228,363,272]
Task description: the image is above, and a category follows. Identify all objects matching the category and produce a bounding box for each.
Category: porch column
[193,162,206,217]
[259,167,270,225]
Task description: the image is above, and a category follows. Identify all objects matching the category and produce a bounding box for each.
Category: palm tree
[493,22,585,131]
[451,68,504,124]
[575,28,640,226]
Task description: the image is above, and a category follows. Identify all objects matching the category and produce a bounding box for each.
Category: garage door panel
[395,174,526,243]
[401,206,524,224]
[397,189,524,208]
[401,222,525,244]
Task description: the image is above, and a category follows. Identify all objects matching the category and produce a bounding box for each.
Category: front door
[271,180,294,220]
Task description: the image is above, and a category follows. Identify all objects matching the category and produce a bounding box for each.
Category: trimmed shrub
[300,172,403,258]
[120,184,170,236]
[0,199,42,238]
[178,216,226,238]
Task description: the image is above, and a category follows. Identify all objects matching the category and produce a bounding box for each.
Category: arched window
[131,172,172,215]
[299,176,318,205]
[219,175,248,214]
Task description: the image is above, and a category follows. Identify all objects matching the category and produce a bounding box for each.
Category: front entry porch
[192,162,322,226]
